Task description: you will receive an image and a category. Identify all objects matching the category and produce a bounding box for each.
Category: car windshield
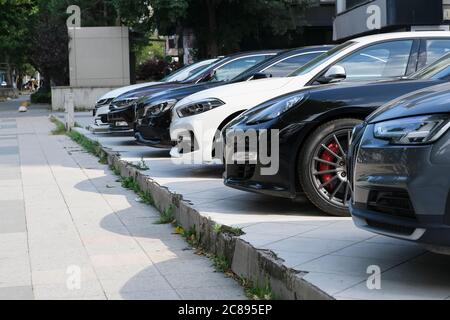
[162,59,218,82]
[289,42,356,77]
[409,53,450,80]
[182,58,227,82]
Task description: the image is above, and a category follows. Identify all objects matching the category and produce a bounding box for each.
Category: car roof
[353,31,450,44]
[219,50,282,59]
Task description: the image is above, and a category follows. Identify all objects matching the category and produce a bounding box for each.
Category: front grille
[367,189,416,220]
[366,219,415,236]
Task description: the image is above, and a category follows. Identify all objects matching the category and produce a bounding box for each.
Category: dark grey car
[349,82,450,253]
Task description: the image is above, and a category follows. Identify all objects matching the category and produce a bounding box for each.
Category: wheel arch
[212,110,248,158]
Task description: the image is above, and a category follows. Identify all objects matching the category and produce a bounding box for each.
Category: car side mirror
[317,65,347,84]
[252,72,271,80]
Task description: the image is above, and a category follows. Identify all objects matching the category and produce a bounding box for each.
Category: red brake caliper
[319,142,339,192]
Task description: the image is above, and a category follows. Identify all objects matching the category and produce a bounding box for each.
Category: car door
[310,39,421,84]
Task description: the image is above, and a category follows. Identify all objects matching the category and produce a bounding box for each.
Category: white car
[93,59,218,128]
[1,81,7,87]
[170,31,450,163]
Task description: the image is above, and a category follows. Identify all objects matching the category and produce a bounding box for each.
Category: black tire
[299,118,363,217]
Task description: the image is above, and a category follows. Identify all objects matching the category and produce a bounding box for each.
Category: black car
[133,46,334,148]
[349,82,450,253]
[106,50,281,130]
[222,53,450,217]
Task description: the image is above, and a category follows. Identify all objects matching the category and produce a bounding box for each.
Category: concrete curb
[76,128,334,300]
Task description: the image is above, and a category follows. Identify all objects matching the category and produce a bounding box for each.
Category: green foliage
[30,90,51,104]
[151,0,314,57]
[213,224,244,236]
[110,165,121,177]
[213,223,222,234]
[211,255,231,273]
[50,117,66,135]
[155,205,176,225]
[136,39,165,64]
[241,279,275,300]
[0,0,37,85]
[67,131,101,155]
[181,226,198,247]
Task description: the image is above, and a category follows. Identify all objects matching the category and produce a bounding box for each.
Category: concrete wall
[51,86,118,111]
[68,26,130,87]
[0,88,19,100]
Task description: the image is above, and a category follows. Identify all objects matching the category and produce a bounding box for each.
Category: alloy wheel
[310,128,353,208]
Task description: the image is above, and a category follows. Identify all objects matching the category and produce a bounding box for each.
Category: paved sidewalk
[0,101,245,300]
[73,115,450,300]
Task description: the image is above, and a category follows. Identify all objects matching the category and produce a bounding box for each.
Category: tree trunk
[40,69,51,93]
[206,0,219,57]
[5,56,12,87]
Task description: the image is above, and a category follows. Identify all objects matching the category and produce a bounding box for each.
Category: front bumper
[134,111,172,148]
[170,112,223,164]
[350,124,450,247]
[223,119,316,199]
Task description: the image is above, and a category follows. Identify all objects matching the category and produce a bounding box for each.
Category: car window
[163,59,217,82]
[425,39,450,65]
[212,55,272,82]
[410,52,450,80]
[334,40,414,82]
[290,42,356,77]
[262,52,324,78]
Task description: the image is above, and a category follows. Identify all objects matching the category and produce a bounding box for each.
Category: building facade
[334,0,450,41]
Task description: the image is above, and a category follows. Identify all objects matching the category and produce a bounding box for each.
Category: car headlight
[144,99,177,117]
[176,98,225,118]
[96,98,113,107]
[245,94,307,125]
[111,97,138,109]
[374,114,450,145]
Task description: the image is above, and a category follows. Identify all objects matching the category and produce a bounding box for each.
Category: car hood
[368,82,450,123]
[177,77,297,106]
[98,82,162,101]
[115,83,186,101]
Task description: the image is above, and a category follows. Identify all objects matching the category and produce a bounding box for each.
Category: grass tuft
[211,255,231,273]
[50,117,67,135]
[155,205,175,225]
[241,279,275,300]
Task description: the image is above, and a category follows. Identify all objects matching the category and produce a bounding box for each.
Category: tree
[150,0,315,58]
[0,0,37,87]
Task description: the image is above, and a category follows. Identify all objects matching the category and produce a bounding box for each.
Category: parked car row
[93,31,450,253]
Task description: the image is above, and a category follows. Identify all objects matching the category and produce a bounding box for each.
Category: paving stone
[0,286,34,300]
[0,200,26,233]
[0,146,19,155]
[264,236,355,255]
[101,274,173,294]
[33,281,105,300]
[108,289,180,300]
[296,254,399,277]
[336,261,450,300]
[165,272,238,290]
[177,286,247,300]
